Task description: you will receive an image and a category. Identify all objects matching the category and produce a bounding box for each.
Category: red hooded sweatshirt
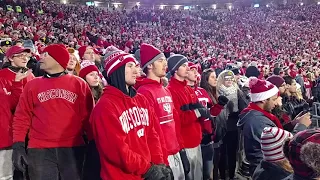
[90,86,164,180]
[136,78,181,158]
[194,87,224,140]
[167,77,202,149]
[13,74,94,148]
[0,68,34,149]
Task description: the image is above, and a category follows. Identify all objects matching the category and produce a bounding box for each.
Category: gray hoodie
[237,110,276,174]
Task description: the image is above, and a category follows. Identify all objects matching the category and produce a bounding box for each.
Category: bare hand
[295,112,312,127]
[15,69,32,82]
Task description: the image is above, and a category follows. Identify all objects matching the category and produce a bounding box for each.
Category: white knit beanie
[261,127,293,162]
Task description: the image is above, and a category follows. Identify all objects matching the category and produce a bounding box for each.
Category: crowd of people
[1,0,320,180]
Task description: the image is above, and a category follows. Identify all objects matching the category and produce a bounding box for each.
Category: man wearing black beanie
[167,54,211,180]
[245,65,260,78]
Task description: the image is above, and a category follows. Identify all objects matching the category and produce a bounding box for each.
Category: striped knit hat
[261,127,293,162]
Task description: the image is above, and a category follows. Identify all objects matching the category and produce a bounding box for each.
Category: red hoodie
[167,77,202,149]
[0,68,34,149]
[13,74,94,148]
[194,87,224,140]
[90,86,163,180]
[136,78,181,158]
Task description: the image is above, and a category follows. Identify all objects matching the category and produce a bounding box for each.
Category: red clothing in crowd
[194,87,224,138]
[0,78,24,149]
[136,78,181,159]
[0,68,34,149]
[304,76,312,99]
[0,68,34,86]
[90,86,164,180]
[13,74,94,148]
[167,77,202,149]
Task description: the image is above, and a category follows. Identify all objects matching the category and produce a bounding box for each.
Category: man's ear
[8,57,13,62]
[147,63,153,70]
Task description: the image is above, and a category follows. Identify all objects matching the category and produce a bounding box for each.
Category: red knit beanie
[104,53,138,77]
[140,43,165,70]
[42,44,70,69]
[79,60,100,79]
[78,46,94,60]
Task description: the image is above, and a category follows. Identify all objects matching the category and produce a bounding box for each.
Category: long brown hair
[200,68,217,103]
[91,83,103,103]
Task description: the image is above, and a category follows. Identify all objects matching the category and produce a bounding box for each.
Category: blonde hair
[274,159,294,174]
[216,70,238,95]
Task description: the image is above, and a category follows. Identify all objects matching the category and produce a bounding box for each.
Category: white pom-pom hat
[249,77,279,102]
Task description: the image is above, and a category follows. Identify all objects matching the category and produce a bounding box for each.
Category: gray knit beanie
[167,54,188,75]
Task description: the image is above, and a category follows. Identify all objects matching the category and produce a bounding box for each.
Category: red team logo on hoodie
[163,103,172,114]
[119,107,149,137]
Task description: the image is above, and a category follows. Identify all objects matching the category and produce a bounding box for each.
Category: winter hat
[79,60,100,79]
[266,75,285,88]
[167,54,188,75]
[23,39,35,53]
[273,67,282,75]
[285,129,320,178]
[78,46,94,60]
[104,53,138,77]
[42,44,70,69]
[103,47,125,65]
[245,66,260,78]
[188,62,197,70]
[134,49,141,64]
[6,45,30,58]
[140,43,165,70]
[261,127,293,162]
[248,77,279,102]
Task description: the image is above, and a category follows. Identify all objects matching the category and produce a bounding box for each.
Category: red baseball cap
[5,45,30,58]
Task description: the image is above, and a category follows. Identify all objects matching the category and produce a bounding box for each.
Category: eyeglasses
[13,53,30,58]
[225,78,234,81]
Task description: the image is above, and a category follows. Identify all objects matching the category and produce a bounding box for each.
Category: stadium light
[136,2,140,6]
[228,4,232,10]
[175,5,181,9]
[254,4,259,8]
[112,2,122,8]
[62,0,67,4]
[212,4,217,9]
[160,5,166,9]
[266,4,270,7]
[300,2,304,6]
[318,1,320,5]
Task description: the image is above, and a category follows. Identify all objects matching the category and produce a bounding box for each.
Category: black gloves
[159,164,174,180]
[12,142,28,173]
[180,102,204,111]
[201,133,213,145]
[180,103,211,119]
[218,95,229,106]
[143,164,166,180]
[179,149,190,175]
